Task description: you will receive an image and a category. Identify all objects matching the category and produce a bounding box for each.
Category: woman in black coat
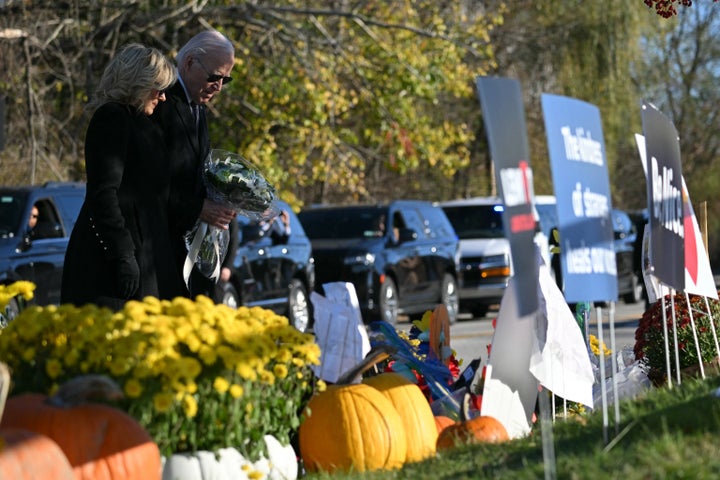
[61,44,183,310]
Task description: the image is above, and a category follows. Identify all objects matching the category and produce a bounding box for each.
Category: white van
[440,197,549,318]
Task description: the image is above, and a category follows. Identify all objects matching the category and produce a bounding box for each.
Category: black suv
[298,201,460,325]
[217,201,315,332]
[0,182,85,319]
[534,196,642,304]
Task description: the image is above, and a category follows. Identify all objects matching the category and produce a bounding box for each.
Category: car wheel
[219,282,240,309]
[379,277,399,325]
[441,274,459,324]
[288,279,311,332]
[0,297,20,328]
[623,273,643,304]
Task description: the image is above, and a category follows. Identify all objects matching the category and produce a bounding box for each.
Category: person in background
[152,29,236,299]
[261,210,291,245]
[61,43,178,310]
[26,204,38,237]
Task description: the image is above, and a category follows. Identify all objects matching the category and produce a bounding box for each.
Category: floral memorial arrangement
[367,308,466,418]
[0,289,322,463]
[185,149,279,283]
[635,292,720,383]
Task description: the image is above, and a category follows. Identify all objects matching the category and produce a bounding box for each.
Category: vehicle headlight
[481,254,511,278]
[344,253,375,266]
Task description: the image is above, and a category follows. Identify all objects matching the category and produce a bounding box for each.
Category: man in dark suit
[153,29,237,299]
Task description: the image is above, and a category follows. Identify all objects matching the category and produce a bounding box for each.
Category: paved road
[448,300,646,371]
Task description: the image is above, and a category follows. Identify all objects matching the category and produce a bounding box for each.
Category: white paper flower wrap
[183,149,279,285]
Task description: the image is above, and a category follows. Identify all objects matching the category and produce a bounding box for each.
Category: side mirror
[16,234,32,253]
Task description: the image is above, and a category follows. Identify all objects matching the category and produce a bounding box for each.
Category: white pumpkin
[161,435,297,480]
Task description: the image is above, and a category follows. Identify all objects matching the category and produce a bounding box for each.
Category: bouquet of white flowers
[184,149,279,284]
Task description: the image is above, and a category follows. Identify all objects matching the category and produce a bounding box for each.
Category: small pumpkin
[433,415,456,435]
[1,375,162,480]
[0,428,75,480]
[436,415,509,449]
[436,391,509,449]
[298,383,407,473]
[363,372,438,463]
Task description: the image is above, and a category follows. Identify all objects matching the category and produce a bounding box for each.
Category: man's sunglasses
[195,58,232,85]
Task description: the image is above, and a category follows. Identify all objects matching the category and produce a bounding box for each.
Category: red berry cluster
[643,0,719,18]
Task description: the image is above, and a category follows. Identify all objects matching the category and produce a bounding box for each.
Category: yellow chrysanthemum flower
[213,376,230,394]
[153,392,174,413]
[182,394,198,418]
[273,364,288,379]
[124,378,143,398]
[45,358,62,379]
[230,384,244,399]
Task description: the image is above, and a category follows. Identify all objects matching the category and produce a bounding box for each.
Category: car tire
[379,277,399,325]
[288,279,311,332]
[0,297,20,328]
[441,274,459,324]
[219,282,240,309]
[623,273,643,304]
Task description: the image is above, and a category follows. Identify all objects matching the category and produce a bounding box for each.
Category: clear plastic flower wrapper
[184,149,280,284]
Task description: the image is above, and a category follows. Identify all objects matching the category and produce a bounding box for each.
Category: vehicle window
[419,205,453,239]
[32,198,64,239]
[299,206,386,239]
[0,194,25,238]
[395,208,424,237]
[54,191,85,233]
[442,205,504,239]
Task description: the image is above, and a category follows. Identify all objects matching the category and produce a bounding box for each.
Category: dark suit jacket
[152,82,213,298]
[61,102,181,309]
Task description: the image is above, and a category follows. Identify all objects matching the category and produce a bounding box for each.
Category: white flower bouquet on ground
[184,149,279,283]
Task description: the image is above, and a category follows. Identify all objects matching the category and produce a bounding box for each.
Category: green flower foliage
[0,291,323,460]
[634,292,720,383]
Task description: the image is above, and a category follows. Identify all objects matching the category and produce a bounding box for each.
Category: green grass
[306,375,720,479]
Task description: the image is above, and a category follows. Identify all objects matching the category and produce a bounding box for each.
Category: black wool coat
[61,102,183,309]
[151,82,214,298]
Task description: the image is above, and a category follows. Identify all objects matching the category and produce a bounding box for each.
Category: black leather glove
[116,256,140,298]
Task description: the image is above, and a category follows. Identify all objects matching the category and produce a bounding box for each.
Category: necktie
[190,102,200,129]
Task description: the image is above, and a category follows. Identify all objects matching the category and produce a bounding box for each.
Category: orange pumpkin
[298,383,407,473]
[1,376,161,480]
[436,415,509,449]
[433,415,456,434]
[363,372,438,463]
[0,428,75,480]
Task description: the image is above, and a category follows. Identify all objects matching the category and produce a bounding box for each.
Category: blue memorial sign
[476,76,538,316]
[541,94,617,303]
[640,101,684,291]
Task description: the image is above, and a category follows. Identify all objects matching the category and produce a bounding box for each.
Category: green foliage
[213,1,499,205]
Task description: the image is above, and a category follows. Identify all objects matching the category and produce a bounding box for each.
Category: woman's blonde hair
[87,43,177,113]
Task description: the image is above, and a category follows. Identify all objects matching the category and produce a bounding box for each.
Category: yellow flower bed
[0,284,323,460]
[0,280,34,311]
